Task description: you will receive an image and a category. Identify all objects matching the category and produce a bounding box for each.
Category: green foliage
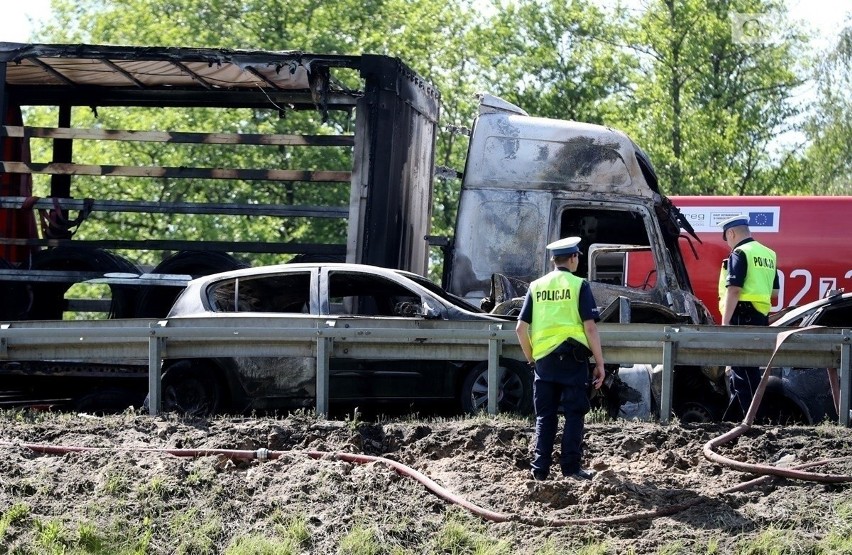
[76,522,105,553]
[224,512,311,554]
[225,534,300,555]
[802,27,852,195]
[816,499,852,554]
[475,0,637,124]
[34,518,69,554]
[170,509,222,555]
[278,514,311,547]
[619,0,807,195]
[338,525,381,555]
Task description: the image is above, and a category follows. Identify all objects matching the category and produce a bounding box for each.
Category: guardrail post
[487,324,503,415]
[659,326,677,425]
[619,296,631,323]
[147,320,168,416]
[316,322,333,418]
[841,329,851,427]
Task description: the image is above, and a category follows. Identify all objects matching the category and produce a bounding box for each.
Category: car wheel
[757,378,810,424]
[158,361,223,417]
[461,359,533,415]
[675,401,717,424]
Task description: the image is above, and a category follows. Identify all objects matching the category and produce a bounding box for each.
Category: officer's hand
[592,364,605,389]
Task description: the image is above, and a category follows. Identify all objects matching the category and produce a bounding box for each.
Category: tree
[620,0,807,195]
[801,25,852,195]
[471,0,637,125]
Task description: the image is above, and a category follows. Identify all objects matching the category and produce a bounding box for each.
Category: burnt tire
[675,401,717,424]
[756,377,809,424]
[154,360,224,417]
[461,359,533,415]
[28,246,141,320]
[0,257,30,320]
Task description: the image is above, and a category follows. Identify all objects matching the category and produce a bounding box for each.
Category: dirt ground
[1,410,851,554]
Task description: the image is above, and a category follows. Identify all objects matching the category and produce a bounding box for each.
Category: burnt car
[764,290,852,424]
[158,263,531,416]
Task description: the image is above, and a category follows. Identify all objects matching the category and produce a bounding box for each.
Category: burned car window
[560,207,656,288]
[812,300,852,328]
[328,272,422,316]
[208,272,311,313]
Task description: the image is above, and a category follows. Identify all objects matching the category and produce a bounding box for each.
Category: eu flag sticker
[748,211,774,227]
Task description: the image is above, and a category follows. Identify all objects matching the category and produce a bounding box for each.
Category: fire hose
[702,326,852,484]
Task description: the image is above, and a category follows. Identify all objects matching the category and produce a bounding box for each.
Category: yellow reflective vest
[717,259,727,318]
[718,240,777,316]
[528,270,590,360]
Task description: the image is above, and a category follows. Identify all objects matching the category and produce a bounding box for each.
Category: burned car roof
[771,291,852,328]
[167,262,506,321]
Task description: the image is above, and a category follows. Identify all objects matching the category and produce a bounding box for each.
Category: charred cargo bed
[0,359,148,412]
[0,43,439,321]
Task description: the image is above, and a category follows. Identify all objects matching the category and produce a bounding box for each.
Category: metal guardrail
[0,317,849,426]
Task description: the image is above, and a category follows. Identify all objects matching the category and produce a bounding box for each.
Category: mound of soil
[1,411,850,553]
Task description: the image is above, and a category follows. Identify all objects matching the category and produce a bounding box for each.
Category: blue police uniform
[518,267,599,477]
[719,215,779,415]
[725,237,779,414]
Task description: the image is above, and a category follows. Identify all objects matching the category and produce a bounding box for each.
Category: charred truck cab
[449,95,712,326]
[447,95,725,422]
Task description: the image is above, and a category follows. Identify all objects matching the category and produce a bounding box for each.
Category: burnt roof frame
[0,42,387,113]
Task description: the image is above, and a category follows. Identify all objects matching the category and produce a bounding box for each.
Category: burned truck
[446,95,726,422]
[0,43,726,420]
[0,43,438,321]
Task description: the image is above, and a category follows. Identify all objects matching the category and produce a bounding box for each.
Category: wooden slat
[1,126,355,146]
[0,161,351,182]
[0,196,349,218]
[0,238,346,255]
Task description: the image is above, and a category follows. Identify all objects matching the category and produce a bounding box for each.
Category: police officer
[718,215,779,415]
[515,236,605,481]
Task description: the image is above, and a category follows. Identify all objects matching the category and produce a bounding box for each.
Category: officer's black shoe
[564,468,596,481]
[530,469,548,481]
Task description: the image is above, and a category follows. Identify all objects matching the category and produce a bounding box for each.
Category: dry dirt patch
[0,411,850,553]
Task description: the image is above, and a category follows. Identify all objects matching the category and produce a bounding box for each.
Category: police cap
[546,236,582,256]
[719,214,749,239]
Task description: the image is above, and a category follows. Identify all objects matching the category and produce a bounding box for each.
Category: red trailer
[666,196,852,323]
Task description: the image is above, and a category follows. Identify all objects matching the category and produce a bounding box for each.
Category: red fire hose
[702,326,852,484]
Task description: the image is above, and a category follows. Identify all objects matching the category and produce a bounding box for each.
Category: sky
[0,0,52,43]
[0,1,850,47]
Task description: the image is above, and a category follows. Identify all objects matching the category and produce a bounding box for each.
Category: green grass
[225,534,300,555]
[0,503,30,543]
[429,512,512,555]
[103,472,129,495]
[338,525,382,555]
[224,513,311,555]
